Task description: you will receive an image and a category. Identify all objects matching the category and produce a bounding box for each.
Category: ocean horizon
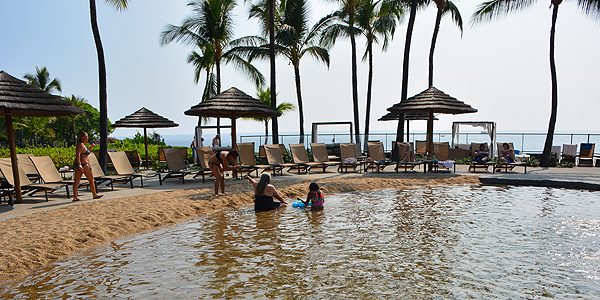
[112,131,600,154]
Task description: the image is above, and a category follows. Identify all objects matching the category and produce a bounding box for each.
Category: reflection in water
[2,185,600,299]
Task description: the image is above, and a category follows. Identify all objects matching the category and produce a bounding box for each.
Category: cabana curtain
[451,121,497,156]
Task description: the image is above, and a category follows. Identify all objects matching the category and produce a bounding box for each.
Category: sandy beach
[0,174,480,285]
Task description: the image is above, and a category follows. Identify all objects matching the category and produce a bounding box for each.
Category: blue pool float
[292,200,310,208]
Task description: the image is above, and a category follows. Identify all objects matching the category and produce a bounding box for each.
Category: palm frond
[301,46,331,67]
[442,0,463,35]
[577,0,600,20]
[105,0,129,11]
[222,54,267,87]
[470,0,534,26]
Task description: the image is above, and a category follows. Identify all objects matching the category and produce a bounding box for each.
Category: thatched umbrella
[0,70,84,203]
[184,87,281,149]
[111,107,179,168]
[387,86,477,159]
[378,112,438,142]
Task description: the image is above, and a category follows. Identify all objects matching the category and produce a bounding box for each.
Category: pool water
[1,185,599,299]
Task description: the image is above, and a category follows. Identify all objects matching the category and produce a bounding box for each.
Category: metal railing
[240,132,600,155]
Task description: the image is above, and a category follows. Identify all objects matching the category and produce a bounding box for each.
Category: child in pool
[297,182,324,211]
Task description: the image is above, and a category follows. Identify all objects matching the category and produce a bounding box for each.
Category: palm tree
[395,0,428,143]
[64,95,89,145]
[244,0,332,143]
[160,0,265,135]
[89,0,129,172]
[428,0,462,87]
[23,66,62,94]
[355,0,402,149]
[471,0,600,167]
[244,87,296,144]
[16,117,56,146]
[321,0,361,146]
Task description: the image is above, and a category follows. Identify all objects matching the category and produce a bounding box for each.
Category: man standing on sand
[212,134,221,147]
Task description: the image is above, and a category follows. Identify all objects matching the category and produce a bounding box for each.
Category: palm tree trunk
[395,0,418,143]
[428,8,443,87]
[216,61,221,136]
[72,118,77,146]
[269,0,279,144]
[364,43,374,150]
[349,8,361,147]
[293,63,305,144]
[89,0,108,173]
[540,4,560,167]
[265,121,269,144]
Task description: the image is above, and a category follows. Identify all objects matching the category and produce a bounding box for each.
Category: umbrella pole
[144,128,149,169]
[427,110,434,171]
[231,118,237,150]
[6,112,22,203]
[406,120,410,144]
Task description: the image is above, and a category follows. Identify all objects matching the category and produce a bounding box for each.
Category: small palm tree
[321,0,362,146]
[244,87,296,144]
[16,117,56,146]
[89,0,130,172]
[354,0,403,149]
[243,0,332,143]
[471,0,600,167]
[428,0,462,87]
[64,95,89,145]
[23,66,62,94]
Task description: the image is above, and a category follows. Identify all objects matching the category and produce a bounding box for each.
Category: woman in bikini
[73,132,102,201]
[208,150,242,195]
[245,173,288,211]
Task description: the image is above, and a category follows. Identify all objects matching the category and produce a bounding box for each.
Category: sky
[1,0,599,140]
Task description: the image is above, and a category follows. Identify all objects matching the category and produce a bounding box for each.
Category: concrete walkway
[1,164,599,221]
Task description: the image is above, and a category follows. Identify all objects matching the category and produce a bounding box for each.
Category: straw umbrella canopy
[111,107,179,168]
[0,70,84,203]
[184,87,281,149]
[379,112,438,142]
[387,86,477,158]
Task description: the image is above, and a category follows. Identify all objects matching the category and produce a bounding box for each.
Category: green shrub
[520,156,540,167]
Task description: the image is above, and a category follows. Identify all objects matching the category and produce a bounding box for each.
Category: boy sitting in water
[297,183,325,211]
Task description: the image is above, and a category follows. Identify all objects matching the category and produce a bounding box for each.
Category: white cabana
[452,121,497,157]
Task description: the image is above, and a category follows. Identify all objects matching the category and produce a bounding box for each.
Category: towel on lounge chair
[339,143,361,173]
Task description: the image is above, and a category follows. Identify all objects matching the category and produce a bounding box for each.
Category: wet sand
[0,174,480,284]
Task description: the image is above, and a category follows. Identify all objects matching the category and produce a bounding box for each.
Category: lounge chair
[158,147,171,163]
[393,142,425,173]
[365,141,393,173]
[0,158,65,202]
[561,144,577,163]
[108,151,161,187]
[89,153,135,189]
[551,146,562,162]
[125,150,142,169]
[433,142,455,172]
[495,142,527,173]
[577,143,595,167]
[159,148,199,184]
[236,143,269,177]
[309,143,340,170]
[16,153,40,182]
[339,143,362,173]
[264,144,307,175]
[289,143,329,173]
[29,155,89,199]
[468,143,495,173]
[193,146,216,182]
[415,140,427,155]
